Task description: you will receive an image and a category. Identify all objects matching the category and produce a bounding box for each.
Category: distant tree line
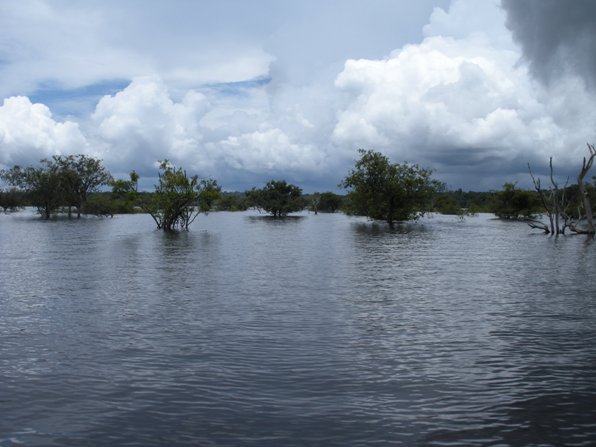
[2,145,594,233]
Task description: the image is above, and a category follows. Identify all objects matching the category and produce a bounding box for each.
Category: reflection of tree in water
[246,214,305,225]
[351,220,428,237]
[422,391,596,446]
[152,230,222,300]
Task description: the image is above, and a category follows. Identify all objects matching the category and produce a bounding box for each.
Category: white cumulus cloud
[91,77,211,174]
[0,96,89,167]
[2,0,596,191]
[332,0,596,188]
[209,128,324,173]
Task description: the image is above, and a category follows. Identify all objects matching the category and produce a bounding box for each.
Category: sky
[1,0,596,192]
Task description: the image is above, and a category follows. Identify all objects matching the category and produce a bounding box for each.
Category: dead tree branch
[528,157,569,235]
[568,143,596,234]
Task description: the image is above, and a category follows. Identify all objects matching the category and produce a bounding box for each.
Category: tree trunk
[577,144,595,234]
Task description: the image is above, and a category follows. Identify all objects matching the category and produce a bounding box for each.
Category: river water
[1,210,595,446]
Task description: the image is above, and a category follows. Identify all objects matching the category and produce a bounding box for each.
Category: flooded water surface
[1,210,595,446]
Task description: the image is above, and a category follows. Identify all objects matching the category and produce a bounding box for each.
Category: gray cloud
[501,0,596,89]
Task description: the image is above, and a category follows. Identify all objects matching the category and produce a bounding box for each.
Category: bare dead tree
[567,143,596,235]
[528,144,596,236]
[526,218,550,233]
[528,158,568,235]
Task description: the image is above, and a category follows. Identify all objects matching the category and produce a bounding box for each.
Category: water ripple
[1,212,596,446]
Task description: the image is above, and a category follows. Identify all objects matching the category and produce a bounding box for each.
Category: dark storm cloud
[501,0,596,88]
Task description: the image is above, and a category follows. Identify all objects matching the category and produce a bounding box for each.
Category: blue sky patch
[203,77,271,97]
[29,79,130,118]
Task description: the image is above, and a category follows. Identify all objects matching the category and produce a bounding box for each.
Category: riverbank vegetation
[2,146,595,234]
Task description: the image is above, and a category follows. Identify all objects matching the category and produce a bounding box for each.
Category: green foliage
[1,163,65,218]
[318,192,344,213]
[433,193,464,215]
[447,189,494,213]
[142,161,220,231]
[307,193,321,214]
[341,149,439,224]
[0,155,113,219]
[50,155,114,217]
[107,171,140,214]
[216,192,250,211]
[307,192,344,214]
[246,180,305,217]
[491,182,540,219]
[0,188,24,212]
[82,193,116,217]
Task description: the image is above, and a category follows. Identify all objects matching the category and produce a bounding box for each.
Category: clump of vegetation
[246,180,305,217]
[140,161,220,231]
[215,192,250,211]
[341,149,440,225]
[0,188,24,213]
[491,182,541,220]
[0,155,113,219]
[432,189,493,217]
[306,192,344,214]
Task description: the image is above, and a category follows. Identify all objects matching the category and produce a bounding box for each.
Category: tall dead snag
[528,158,568,235]
[568,143,596,235]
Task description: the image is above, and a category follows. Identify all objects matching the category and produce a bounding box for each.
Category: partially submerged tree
[306,192,344,214]
[0,188,24,212]
[491,182,540,220]
[317,192,343,213]
[215,192,249,211]
[528,158,569,234]
[107,171,140,214]
[246,180,305,217]
[571,143,596,234]
[142,161,220,231]
[0,155,113,219]
[52,155,113,218]
[341,149,439,225]
[528,144,596,235]
[308,193,321,215]
[1,163,64,219]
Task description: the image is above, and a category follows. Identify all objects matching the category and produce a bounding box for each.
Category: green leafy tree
[1,155,113,219]
[51,155,113,218]
[0,188,24,212]
[491,182,540,220]
[308,193,321,214]
[246,180,305,217]
[307,192,343,214]
[318,192,343,213]
[142,161,220,231]
[1,163,64,218]
[434,193,464,215]
[82,194,116,217]
[216,192,249,211]
[105,171,140,214]
[341,149,439,224]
